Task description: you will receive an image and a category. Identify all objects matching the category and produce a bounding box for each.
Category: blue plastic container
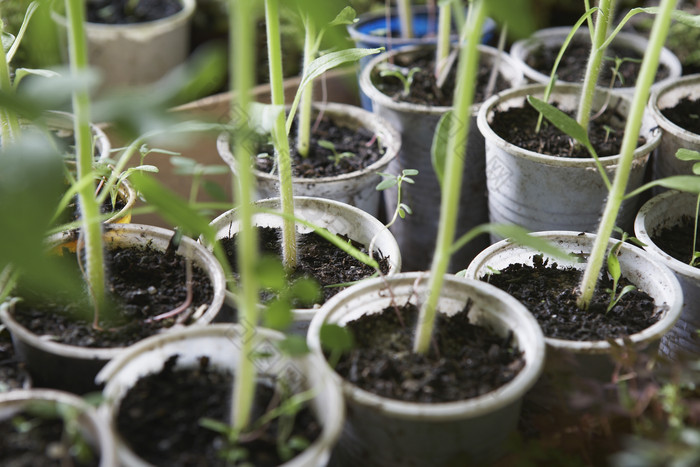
[348,6,497,109]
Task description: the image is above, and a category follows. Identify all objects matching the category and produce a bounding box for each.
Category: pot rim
[52,0,196,31]
[476,83,662,167]
[648,73,700,143]
[217,102,400,186]
[359,43,525,115]
[307,271,546,421]
[464,230,683,352]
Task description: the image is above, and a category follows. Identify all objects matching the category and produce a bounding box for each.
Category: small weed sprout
[318,139,355,166]
[378,65,420,97]
[605,231,637,313]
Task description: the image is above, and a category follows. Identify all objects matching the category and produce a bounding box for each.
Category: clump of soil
[660,96,700,134]
[116,354,321,466]
[222,226,390,305]
[371,47,512,106]
[333,302,525,403]
[0,408,99,466]
[525,38,670,89]
[651,214,700,267]
[483,255,660,341]
[253,113,386,178]
[86,0,183,24]
[11,242,215,348]
[488,100,644,158]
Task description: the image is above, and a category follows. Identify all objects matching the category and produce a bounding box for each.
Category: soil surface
[116,354,321,466]
[333,302,525,403]
[525,38,670,89]
[660,96,700,134]
[482,255,660,341]
[651,214,700,266]
[0,409,99,466]
[371,47,512,106]
[11,242,215,348]
[222,227,390,306]
[489,100,643,158]
[253,112,386,178]
[0,327,30,391]
[86,0,182,24]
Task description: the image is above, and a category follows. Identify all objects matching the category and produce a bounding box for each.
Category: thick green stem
[576,0,615,129]
[296,18,315,158]
[397,0,414,38]
[577,0,674,309]
[230,0,258,431]
[434,5,451,78]
[413,0,486,354]
[265,0,297,271]
[65,0,106,320]
[0,19,21,144]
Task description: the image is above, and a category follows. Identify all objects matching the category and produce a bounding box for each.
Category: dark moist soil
[483,255,660,341]
[86,0,182,24]
[371,47,512,106]
[660,96,700,134]
[116,354,321,467]
[222,227,390,306]
[526,38,670,89]
[0,410,99,467]
[11,242,215,348]
[0,327,30,391]
[333,302,525,403]
[253,113,386,178]
[651,214,700,266]
[489,99,644,158]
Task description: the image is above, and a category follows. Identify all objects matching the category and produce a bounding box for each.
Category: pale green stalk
[0,18,21,144]
[265,0,297,271]
[230,0,259,431]
[296,16,315,158]
[577,0,675,309]
[66,0,106,323]
[397,0,414,38]
[414,0,486,354]
[434,4,451,77]
[576,0,616,129]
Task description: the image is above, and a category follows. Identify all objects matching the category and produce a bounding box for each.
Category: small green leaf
[328,6,357,26]
[319,323,354,352]
[289,278,321,305]
[255,256,287,291]
[317,140,335,151]
[403,169,419,176]
[607,248,621,282]
[676,149,700,162]
[375,177,398,191]
[278,335,309,357]
[263,299,294,331]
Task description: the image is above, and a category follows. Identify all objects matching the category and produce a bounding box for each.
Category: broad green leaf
[286,47,383,133]
[625,175,700,199]
[7,1,39,62]
[527,95,591,147]
[607,248,621,282]
[431,110,452,189]
[484,0,536,40]
[328,6,357,26]
[319,323,354,352]
[13,68,59,89]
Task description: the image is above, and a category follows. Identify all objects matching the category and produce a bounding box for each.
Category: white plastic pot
[476,83,662,236]
[509,26,682,95]
[465,231,683,379]
[0,223,226,394]
[648,74,700,183]
[635,190,700,360]
[53,0,195,92]
[95,324,344,467]
[307,272,546,466]
[207,196,402,334]
[0,388,117,466]
[360,44,525,272]
[217,102,400,218]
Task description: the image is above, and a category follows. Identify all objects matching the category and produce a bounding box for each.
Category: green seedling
[675,148,700,267]
[605,231,637,313]
[376,169,417,224]
[378,65,420,97]
[318,139,356,166]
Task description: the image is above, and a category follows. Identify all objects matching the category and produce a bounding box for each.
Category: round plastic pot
[0,223,226,394]
[476,83,662,236]
[0,388,117,466]
[465,231,683,380]
[509,26,682,95]
[95,324,344,467]
[348,6,497,110]
[217,102,400,218]
[207,196,402,335]
[648,74,700,183]
[635,190,700,360]
[53,0,195,92]
[307,272,546,466]
[360,44,525,271]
